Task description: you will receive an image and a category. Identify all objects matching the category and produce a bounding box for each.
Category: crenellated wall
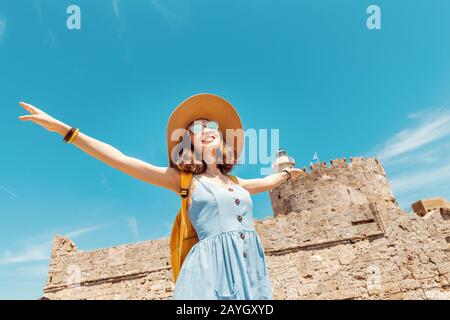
[269,157,396,218]
[42,157,450,300]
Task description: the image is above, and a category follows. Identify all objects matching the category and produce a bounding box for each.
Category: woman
[18,93,305,299]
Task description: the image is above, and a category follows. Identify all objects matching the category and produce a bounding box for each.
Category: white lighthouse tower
[272,149,295,173]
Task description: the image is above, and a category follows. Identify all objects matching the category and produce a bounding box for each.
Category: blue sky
[1,0,450,299]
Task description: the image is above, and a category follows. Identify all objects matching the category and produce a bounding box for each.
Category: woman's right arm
[18,102,180,193]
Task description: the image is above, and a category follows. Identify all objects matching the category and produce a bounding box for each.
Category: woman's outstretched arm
[236,168,306,195]
[18,102,180,193]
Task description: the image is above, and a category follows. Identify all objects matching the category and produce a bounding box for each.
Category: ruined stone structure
[411,198,450,217]
[42,157,450,300]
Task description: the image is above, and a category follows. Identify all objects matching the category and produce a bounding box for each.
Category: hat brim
[166,93,244,169]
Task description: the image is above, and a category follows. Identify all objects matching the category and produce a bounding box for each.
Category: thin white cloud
[147,0,191,30]
[64,224,104,238]
[32,1,57,47]
[0,185,18,198]
[377,109,450,161]
[110,0,126,39]
[381,141,450,168]
[15,264,49,278]
[390,163,450,195]
[98,171,112,190]
[112,0,120,18]
[0,224,104,265]
[0,243,50,265]
[127,217,140,241]
[369,108,450,210]
[149,0,174,20]
[0,264,50,280]
[0,17,6,42]
[33,0,43,23]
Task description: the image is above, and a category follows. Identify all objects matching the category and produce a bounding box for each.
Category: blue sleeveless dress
[172,174,273,300]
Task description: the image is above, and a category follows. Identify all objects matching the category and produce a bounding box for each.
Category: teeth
[202,136,215,142]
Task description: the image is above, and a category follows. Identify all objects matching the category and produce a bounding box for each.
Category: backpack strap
[180,170,192,198]
[227,174,239,185]
[179,170,193,243]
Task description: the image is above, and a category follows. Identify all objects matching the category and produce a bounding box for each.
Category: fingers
[19,102,35,114]
[290,168,308,179]
[18,115,35,121]
[19,101,41,114]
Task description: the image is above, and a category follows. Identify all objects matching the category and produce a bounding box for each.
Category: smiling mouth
[202,136,216,144]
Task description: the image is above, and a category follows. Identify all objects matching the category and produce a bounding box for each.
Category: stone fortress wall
[42,157,450,300]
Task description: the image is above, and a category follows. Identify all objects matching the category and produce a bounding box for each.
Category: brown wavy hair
[174,128,237,174]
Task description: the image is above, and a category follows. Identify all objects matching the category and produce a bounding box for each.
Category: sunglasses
[188,120,219,134]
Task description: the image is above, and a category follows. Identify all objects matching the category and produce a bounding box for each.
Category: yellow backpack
[169,170,239,283]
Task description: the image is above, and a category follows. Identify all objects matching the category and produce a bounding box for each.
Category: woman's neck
[203,164,223,177]
[201,147,224,177]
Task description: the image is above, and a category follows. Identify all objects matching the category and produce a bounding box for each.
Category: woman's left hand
[284,167,307,180]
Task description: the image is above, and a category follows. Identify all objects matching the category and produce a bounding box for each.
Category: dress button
[240,232,245,239]
[234,198,240,205]
[243,251,247,258]
[228,188,233,192]
[237,215,243,222]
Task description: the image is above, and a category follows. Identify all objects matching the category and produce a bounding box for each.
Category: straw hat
[166,93,244,169]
